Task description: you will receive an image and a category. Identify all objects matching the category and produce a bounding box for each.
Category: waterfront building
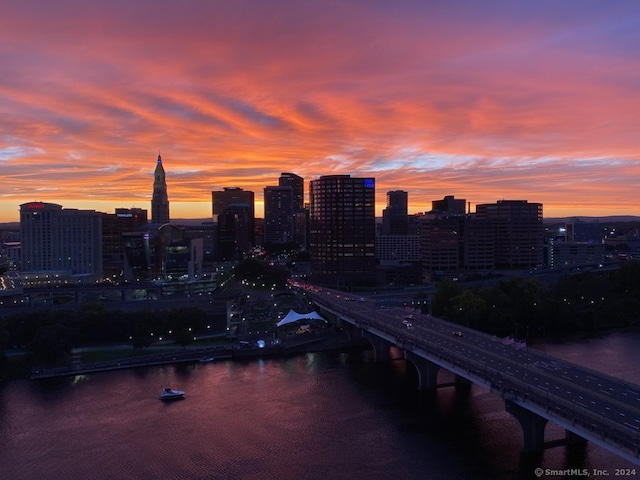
[309,175,376,287]
[19,202,103,282]
[151,154,170,224]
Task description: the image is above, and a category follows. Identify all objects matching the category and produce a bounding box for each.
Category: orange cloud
[1,1,640,222]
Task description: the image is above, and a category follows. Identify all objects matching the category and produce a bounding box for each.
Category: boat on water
[159,387,185,401]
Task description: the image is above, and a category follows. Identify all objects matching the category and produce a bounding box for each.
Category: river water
[1,331,640,480]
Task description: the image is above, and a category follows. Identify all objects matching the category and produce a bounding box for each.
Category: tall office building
[377,190,421,284]
[151,154,170,224]
[420,195,496,281]
[102,208,148,281]
[309,175,376,287]
[279,173,304,210]
[279,172,308,248]
[264,185,295,244]
[420,216,464,278]
[475,200,544,268]
[382,190,408,235]
[431,195,466,215]
[211,187,255,258]
[19,202,103,279]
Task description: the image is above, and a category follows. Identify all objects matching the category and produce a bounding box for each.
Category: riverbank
[27,331,368,380]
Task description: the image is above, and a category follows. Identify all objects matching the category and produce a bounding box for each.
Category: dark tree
[28,324,72,362]
[174,329,194,349]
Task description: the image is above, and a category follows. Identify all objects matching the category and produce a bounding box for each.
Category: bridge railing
[307,291,640,459]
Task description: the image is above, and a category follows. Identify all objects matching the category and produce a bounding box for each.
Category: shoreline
[27,332,369,380]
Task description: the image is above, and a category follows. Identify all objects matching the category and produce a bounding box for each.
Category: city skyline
[2,1,640,223]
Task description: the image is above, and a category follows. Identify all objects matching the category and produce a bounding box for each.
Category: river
[1,331,640,480]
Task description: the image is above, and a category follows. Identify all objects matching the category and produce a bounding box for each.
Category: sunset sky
[2,0,639,223]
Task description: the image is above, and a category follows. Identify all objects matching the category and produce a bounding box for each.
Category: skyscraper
[475,199,544,268]
[151,154,170,224]
[264,185,294,244]
[102,208,148,280]
[309,175,376,287]
[382,190,408,235]
[211,187,255,258]
[278,172,307,248]
[279,173,304,210]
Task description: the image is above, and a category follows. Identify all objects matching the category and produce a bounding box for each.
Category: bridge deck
[301,286,640,465]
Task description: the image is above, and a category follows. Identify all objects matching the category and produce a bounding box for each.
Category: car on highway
[453,331,464,337]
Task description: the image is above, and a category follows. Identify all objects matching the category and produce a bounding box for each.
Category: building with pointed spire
[151,154,170,224]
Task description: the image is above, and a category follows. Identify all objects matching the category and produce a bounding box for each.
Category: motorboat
[159,387,185,401]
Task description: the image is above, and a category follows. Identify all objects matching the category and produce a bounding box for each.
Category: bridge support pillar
[565,429,588,446]
[454,374,472,393]
[404,351,441,390]
[340,322,356,342]
[361,331,391,363]
[505,400,548,452]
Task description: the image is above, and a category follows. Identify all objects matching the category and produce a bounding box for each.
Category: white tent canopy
[276,309,326,327]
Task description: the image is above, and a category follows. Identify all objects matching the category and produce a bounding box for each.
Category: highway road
[298,284,640,458]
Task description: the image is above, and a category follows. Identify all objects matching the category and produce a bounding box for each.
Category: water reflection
[1,333,639,479]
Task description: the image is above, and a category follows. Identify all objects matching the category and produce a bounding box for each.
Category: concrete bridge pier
[505,400,549,452]
[565,429,588,447]
[339,321,358,343]
[454,374,473,393]
[404,351,441,390]
[361,331,392,363]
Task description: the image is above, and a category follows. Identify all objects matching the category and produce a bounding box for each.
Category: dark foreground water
[2,332,640,480]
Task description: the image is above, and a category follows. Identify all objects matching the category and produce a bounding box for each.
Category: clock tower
[151,154,170,224]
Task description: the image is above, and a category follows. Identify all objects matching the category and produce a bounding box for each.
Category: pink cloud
[1,1,639,221]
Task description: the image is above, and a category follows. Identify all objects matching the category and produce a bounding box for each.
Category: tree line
[431,261,640,342]
[0,302,212,366]
[2,260,640,376]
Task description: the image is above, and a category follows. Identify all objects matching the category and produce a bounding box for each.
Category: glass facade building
[309,175,376,287]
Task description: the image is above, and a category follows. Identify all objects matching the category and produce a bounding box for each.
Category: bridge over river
[298,285,640,466]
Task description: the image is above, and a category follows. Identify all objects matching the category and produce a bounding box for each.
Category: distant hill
[544,216,640,224]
